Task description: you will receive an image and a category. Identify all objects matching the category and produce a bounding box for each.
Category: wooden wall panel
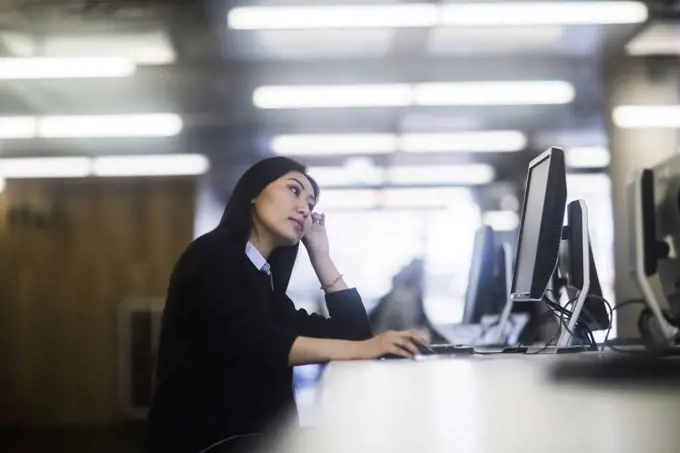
[0,177,196,426]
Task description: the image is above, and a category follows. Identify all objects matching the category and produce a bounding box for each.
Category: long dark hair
[216,156,320,294]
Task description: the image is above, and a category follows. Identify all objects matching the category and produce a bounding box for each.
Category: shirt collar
[245,241,271,276]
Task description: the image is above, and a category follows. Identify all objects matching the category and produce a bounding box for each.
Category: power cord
[526,302,571,355]
[542,294,594,349]
[585,295,680,354]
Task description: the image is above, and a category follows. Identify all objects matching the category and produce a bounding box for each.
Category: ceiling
[0,0,675,210]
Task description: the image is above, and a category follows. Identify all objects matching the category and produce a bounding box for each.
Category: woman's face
[252,171,317,247]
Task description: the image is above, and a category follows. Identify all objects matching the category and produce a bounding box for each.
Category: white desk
[277,353,680,453]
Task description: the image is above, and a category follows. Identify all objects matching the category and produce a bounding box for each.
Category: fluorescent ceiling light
[92,154,210,177]
[440,2,647,26]
[0,57,135,79]
[381,187,470,208]
[228,2,646,30]
[228,5,438,29]
[317,189,379,209]
[387,164,495,185]
[308,159,384,186]
[483,210,520,231]
[254,84,411,109]
[414,81,575,106]
[39,114,183,138]
[44,31,176,65]
[0,117,36,138]
[400,131,527,152]
[0,157,92,178]
[626,22,680,56]
[272,131,526,155]
[612,105,680,128]
[317,187,470,209]
[250,29,394,59]
[0,154,209,179]
[272,133,397,155]
[308,163,495,186]
[566,147,611,168]
[254,81,573,109]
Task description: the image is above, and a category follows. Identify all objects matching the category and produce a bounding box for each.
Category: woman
[147,156,428,453]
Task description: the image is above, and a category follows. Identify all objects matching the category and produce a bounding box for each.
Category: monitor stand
[491,242,515,345]
[553,200,591,354]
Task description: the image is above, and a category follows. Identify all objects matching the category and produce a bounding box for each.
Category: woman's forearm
[310,253,348,294]
[289,336,366,365]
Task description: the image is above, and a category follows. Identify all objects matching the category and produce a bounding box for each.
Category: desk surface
[277,353,680,453]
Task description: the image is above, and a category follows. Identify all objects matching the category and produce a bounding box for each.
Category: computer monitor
[462,225,499,324]
[652,155,680,316]
[557,201,610,331]
[510,147,567,303]
[628,163,679,344]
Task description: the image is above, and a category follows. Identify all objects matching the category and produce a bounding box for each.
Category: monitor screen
[511,147,567,302]
[462,225,498,324]
[512,155,551,296]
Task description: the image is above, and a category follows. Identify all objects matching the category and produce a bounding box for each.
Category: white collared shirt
[245,241,271,276]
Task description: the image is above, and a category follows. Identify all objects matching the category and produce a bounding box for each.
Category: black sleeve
[188,247,298,368]
[294,288,373,341]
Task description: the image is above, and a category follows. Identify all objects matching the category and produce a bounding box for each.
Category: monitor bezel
[510,147,567,303]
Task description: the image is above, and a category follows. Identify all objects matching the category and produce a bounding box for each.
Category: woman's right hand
[359,330,431,359]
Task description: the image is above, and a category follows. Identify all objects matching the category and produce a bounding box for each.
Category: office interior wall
[604,57,680,337]
[0,178,195,426]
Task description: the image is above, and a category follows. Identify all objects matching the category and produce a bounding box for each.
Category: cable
[542,296,592,348]
[587,296,670,354]
[544,289,593,346]
[526,305,567,355]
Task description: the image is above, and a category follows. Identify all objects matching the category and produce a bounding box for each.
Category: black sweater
[146,229,373,453]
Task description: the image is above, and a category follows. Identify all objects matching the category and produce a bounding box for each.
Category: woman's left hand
[302,212,330,258]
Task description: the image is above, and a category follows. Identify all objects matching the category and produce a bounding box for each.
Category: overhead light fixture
[483,210,520,231]
[626,22,680,56]
[0,154,209,179]
[308,162,495,186]
[0,116,36,138]
[43,31,176,65]
[0,157,92,178]
[308,159,384,186]
[612,105,680,128]
[272,131,526,155]
[414,81,575,106]
[0,114,183,138]
[316,187,471,210]
[228,2,646,30]
[253,81,573,109]
[400,131,527,153]
[92,154,210,177]
[0,57,135,79]
[38,114,183,138]
[386,164,495,185]
[317,189,379,209]
[565,147,611,168]
[381,187,471,208]
[440,1,647,26]
[272,134,397,155]
[227,4,438,29]
[272,131,525,155]
[254,84,411,109]
[251,29,394,59]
